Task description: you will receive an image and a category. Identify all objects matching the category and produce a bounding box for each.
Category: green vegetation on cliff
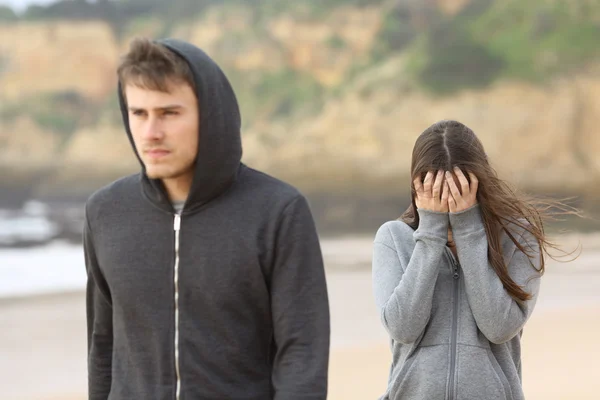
[0,91,88,144]
[1,0,599,131]
[381,0,600,93]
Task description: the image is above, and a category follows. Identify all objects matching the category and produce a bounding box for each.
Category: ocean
[0,241,86,299]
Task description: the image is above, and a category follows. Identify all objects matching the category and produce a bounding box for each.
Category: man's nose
[142,116,164,141]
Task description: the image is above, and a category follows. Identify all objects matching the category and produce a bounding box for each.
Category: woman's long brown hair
[400,120,582,302]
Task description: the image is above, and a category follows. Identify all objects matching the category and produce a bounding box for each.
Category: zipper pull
[173,214,181,231]
[453,266,459,280]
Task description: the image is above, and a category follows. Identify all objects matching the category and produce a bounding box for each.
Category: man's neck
[162,175,193,203]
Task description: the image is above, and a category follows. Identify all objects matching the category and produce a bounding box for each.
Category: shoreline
[0,288,85,306]
[1,231,600,302]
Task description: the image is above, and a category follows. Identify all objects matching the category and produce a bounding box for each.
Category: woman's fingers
[413,176,423,195]
[446,171,462,200]
[448,191,456,212]
[468,171,479,195]
[422,171,434,194]
[432,170,444,199]
[441,180,449,208]
[454,166,470,195]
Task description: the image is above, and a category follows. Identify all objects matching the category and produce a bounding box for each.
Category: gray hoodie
[372,205,541,400]
[84,39,330,400]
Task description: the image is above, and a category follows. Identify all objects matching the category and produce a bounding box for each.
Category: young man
[84,37,330,400]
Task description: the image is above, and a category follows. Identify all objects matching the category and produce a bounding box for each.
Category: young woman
[372,120,575,400]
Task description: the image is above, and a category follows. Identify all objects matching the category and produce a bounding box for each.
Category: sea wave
[0,241,85,299]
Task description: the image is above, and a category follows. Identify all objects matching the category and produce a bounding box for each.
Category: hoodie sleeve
[269,195,330,400]
[372,210,449,344]
[450,204,542,344]
[84,212,113,399]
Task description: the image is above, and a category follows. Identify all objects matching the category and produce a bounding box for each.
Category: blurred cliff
[1,0,599,234]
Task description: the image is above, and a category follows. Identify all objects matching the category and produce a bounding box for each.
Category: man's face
[125,81,199,182]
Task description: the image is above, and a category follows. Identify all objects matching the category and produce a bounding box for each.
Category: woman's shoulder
[374,219,415,248]
[500,217,539,252]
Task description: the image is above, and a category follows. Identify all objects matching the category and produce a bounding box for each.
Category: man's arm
[270,195,330,400]
[84,211,113,399]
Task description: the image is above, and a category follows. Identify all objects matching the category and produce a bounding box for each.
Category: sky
[0,0,61,13]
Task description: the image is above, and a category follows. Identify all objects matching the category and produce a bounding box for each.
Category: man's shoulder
[240,165,304,205]
[85,173,141,216]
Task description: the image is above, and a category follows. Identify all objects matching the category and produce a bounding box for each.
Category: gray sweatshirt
[85,39,330,400]
[372,205,541,400]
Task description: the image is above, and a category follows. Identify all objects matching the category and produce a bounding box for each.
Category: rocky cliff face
[1,1,599,205]
[244,61,600,196]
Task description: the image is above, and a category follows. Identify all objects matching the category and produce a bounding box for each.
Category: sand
[328,306,600,400]
[1,235,600,399]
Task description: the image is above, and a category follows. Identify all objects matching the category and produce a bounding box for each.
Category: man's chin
[144,162,194,181]
[145,168,185,181]
[145,168,168,180]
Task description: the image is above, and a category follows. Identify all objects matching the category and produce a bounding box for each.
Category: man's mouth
[145,149,170,159]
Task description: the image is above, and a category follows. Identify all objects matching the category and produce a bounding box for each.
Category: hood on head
[118,38,243,214]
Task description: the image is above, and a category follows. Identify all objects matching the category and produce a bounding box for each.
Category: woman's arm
[372,210,449,344]
[450,205,542,344]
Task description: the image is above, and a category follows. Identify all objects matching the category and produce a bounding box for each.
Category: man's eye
[164,110,178,115]
[132,110,145,116]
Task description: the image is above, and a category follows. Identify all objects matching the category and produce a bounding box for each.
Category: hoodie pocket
[456,345,513,400]
[389,345,449,400]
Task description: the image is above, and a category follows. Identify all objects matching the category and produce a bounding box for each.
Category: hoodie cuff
[415,209,449,242]
[449,203,484,234]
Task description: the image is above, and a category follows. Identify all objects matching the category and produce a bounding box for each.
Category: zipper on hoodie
[173,214,182,400]
[447,252,460,400]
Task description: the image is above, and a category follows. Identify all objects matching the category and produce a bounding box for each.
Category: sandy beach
[1,233,600,399]
[328,306,600,400]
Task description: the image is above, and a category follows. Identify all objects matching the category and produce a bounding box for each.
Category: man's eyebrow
[157,104,185,110]
[128,105,185,112]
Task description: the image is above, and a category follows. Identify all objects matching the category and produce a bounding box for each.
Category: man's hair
[117,37,196,97]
